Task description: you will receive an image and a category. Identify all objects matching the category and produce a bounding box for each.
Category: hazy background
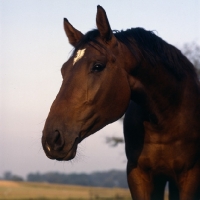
[0,0,199,178]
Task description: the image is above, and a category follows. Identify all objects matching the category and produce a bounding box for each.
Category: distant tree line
[1,171,24,182]
[27,170,128,188]
[1,170,128,188]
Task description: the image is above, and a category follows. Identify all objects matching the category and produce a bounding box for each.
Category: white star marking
[73,48,86,65]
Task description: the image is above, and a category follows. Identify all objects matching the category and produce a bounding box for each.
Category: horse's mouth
[57,137,79,161]
[43,137,80,161]
[42,118,98,161]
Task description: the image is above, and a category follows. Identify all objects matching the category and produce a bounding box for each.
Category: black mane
[75,28,197,80]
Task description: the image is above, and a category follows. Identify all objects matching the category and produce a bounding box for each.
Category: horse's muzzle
[42,130,79,161]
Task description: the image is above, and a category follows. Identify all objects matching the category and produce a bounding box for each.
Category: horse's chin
[56,147,77,161]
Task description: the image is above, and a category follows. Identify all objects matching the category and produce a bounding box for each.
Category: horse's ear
[63,18,83,47]
[96,5,113,42]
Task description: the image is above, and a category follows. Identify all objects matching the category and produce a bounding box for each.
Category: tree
[3,171,12,180]
[3,171,24,182]
[181,43,200,70]
[106,136,124,147]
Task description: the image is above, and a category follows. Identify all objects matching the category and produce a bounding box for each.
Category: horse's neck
[129,64,200,130]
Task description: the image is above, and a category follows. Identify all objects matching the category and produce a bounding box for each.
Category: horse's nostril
[46,130,65,151]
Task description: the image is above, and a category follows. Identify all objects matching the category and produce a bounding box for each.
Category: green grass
[0,181,132,200]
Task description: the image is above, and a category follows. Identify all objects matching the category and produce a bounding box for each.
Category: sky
[0,0,200,178]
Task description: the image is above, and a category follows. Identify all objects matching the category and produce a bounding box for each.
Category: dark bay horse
[42,5,200,200]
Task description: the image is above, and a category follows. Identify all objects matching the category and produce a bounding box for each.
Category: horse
[42,5,200,200]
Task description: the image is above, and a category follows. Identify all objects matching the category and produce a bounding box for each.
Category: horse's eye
[91,64,105,72]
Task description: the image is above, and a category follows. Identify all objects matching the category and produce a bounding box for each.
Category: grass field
[0,180,132,200]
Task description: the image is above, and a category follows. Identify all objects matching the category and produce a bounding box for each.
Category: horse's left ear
[63,18,83,47]
[96,5,115,42]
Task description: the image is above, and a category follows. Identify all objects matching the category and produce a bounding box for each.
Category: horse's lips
[61,126,95,161]
[44,137,80,161]
[57,137,81,161]
[60,137,80,161]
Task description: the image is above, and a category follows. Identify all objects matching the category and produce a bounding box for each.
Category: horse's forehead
[73,48,86,65]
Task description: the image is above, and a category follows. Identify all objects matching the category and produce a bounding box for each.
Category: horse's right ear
[63,18,83,47]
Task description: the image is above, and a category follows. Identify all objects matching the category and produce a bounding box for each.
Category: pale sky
[0,0,200,178]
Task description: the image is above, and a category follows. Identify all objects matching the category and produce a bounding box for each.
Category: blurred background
[0,0,200,183]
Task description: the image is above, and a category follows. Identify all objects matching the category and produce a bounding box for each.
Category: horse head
[42,6,133,161]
